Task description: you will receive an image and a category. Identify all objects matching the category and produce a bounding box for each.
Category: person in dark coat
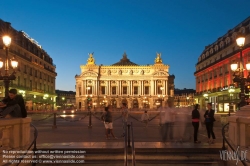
[0,89,27,118]
[204,102,216,144]
[192,104,201,143]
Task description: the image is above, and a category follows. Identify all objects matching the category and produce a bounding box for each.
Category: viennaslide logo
[219,146,248,165]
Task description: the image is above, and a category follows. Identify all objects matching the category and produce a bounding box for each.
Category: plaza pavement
[29,110,226,148]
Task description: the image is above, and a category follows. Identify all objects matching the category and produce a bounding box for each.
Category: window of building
[215,45,218,52]
[40,72,42,79]
[145,86,149,95]
[87,86,92,94]
[210,48,213,54]
[30,80,32,89]
[24,65,27,73]
[157,86,163,94]
[224,64,228,73]
[206,51,209,57]
[214,70,217,77]
[220,67,223,75]
[220,41,224,49]
[101,86,105,95]
[134,86,138,95]
[24,78,26,87]
[225,77,228,86]
[123,86,127,95]
[112,86,116,95]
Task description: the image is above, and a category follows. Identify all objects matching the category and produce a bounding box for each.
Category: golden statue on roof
[155,52,162,64]
[87,52,95,65]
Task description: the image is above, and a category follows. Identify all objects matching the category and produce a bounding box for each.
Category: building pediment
[80,71,98,77]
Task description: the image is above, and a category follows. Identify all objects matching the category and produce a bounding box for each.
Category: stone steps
[33,146,224,166]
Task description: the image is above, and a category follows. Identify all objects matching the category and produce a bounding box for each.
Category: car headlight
[71,110,74,113]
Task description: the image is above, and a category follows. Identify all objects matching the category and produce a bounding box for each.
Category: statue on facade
[155,52,163,63]
[87,52,95,65]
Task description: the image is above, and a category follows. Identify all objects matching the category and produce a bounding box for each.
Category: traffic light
[87,97,92,109]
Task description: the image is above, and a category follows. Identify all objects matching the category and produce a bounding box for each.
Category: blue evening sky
[1,0,250,91]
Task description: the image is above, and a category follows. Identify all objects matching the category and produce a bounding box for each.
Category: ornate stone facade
[75,52,175,110]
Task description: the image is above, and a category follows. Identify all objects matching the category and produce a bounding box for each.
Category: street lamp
[186,96,190,106]
[142,97,148,109]
[230,33,250,108]
[0,35,18,97]
[102,95,107,107]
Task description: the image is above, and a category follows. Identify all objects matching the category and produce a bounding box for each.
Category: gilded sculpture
[87,52,95,65]
[155,52,162,63]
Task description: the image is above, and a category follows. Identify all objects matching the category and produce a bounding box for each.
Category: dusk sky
[1,0,250,91]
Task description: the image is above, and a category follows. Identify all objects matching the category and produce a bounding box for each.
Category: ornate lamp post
[230,34,250,108]
[0,36,18,97]
[86,87,93,128]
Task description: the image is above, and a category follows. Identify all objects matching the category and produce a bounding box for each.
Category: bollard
[127,124,131,147]
[52,113,57,129]
[88,109,92,128]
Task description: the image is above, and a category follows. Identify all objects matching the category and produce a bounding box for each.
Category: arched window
[210,48,213,54]
[202,54,205,60]
[220,41,224,49]
[226,37,231,45]
[206,51,209,57]
[239,27,246,34]
[214,45,218,52]
[232,32,237,41]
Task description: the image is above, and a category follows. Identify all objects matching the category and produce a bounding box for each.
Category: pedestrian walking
[101,105,117,139]
[121,103,128,137]
[161,102,175,142]
[192,104,201,143]
[141,110,150,127]
[204,103,216,144]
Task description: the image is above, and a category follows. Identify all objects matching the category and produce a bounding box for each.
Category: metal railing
[123,121,136,166]
[222,123,248,166]
[124,121,128,166]
[131,122,136,166]
[16,123,38,166]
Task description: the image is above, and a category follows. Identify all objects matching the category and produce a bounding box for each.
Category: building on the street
[75,52,175,110]
[0,19,57,111]
[56,90,76,110]
[194,16,250,112]
[174,88,196,107]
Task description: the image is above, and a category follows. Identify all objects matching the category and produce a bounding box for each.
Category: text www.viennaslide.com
[4,159,85,164]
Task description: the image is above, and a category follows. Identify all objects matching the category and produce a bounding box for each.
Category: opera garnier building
[75,52,175,110]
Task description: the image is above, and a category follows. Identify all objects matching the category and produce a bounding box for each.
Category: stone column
[142,80,144,96]
[150,80,154,96]
[227,105,250,163]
